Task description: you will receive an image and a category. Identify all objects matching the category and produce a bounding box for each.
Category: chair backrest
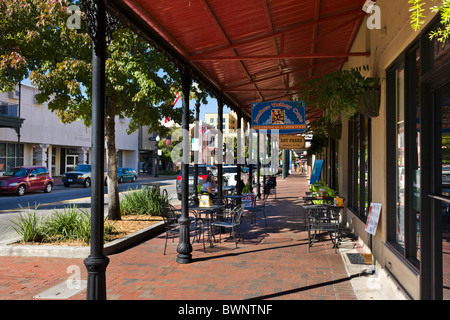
[306,205,336,223]
[161,205,180,226]
[251,196,265,208]
[231,203,246,225]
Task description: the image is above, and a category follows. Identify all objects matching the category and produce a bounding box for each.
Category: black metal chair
[161,205,203,254]
[263,176,276,199]
[245,196,267,226]
[211,203,246,248]
[304,204,340,253]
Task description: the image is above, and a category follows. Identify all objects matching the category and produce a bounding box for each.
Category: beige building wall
[337,0,439,300]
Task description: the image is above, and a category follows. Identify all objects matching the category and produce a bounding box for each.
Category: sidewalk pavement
[0,172,394,301]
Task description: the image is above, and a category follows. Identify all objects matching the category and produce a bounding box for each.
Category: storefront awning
[108,0,368,124]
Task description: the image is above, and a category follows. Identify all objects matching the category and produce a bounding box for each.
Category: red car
[0,166,54,196]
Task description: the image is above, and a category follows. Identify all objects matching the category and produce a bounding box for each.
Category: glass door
[439,84,450,300]
[429,82,450,300]
[66,155,78,172]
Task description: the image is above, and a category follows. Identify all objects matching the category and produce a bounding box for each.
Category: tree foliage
[410,0,450,43]
[0,0,207,219]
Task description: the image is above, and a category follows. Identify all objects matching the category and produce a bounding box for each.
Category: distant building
[0,84,138,175]
[205,111,238,134]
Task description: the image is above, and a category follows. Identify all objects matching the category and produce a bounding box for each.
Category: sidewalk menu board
[242,194,255,208]
[365,203,382,235]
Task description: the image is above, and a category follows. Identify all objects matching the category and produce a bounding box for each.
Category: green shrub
[9,204,116,245]
[120,187,169,216]
[9,206,46,243]
[44,204,92,243]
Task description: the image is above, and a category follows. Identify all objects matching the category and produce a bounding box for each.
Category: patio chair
[211,203,246,248]
[305,205,340,253]
[161,205,203,254]
[263,176,276,199]
[246,196,267,226]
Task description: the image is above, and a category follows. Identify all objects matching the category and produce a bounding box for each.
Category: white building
[0,84,138,175]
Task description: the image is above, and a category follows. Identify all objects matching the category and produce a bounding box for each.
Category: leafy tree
[409,0,450,43]
[0,0,203,220]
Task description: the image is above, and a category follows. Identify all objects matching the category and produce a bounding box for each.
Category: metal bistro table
[188,204,226,247]
[223,194,245,207]
[303,203,344,253]
[302,196,334,205]
[222,185,235,194]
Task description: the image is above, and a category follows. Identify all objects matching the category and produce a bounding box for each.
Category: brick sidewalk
[0,172,357,300]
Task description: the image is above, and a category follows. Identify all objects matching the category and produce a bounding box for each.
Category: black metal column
[248,124,254,190]
[217,98,223,203]
[256,132,261,199]
[82,0,109,300]
[17,83,21,166]
[177,68,192,264]
[194,99,200,200]
[236,110,242,200]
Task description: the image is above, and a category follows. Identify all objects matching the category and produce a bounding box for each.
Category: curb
[0,221,165,259]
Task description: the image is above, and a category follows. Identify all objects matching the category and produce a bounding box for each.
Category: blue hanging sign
[251,101,307,134]
[310,159,324,184]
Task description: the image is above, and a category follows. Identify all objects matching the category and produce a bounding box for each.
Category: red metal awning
[108,0,368,124]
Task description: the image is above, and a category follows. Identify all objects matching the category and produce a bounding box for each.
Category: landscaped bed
[8,187,169,247]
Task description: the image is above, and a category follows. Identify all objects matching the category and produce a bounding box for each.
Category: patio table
[302,196,334,205]
[189,204,226,247]
[303,204,344,253]
[222,186,235,194]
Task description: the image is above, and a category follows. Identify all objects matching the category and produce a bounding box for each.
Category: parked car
[62,164,106,188]
[0,166,54,196]
[222,165,245,187]
[176,165,217,200]
[117,167,138,183]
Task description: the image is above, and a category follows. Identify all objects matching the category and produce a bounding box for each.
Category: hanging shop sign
[310,159,323,184]
[251,101,307,134]
[279,135,305,149]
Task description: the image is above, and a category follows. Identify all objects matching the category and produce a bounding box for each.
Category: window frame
[348,113,372,221]
[386,44,422,269]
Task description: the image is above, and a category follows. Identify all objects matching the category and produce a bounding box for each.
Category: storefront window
[0,143,23,172]
[387,46,421,266]
[413,48,421,262]
[396,66,406,248]
[348,114,371,219]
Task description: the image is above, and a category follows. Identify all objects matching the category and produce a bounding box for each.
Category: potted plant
[296,66,380,120]
[309,117,342,140]
[306,133,328,157]
[357,86,381,117]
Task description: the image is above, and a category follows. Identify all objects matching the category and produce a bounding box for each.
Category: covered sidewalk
[0,173,391,300]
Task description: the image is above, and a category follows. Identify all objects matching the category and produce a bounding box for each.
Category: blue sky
[181,97,231,122]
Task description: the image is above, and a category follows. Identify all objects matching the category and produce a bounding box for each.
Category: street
[0,176,177,241]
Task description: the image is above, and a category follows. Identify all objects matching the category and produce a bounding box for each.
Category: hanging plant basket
[307,134,328,156]
[357,88,381,118]
[327,124,342,140]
